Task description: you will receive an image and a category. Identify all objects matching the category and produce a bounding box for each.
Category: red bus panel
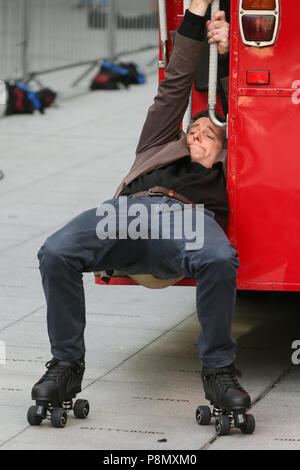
[228,0,300,291]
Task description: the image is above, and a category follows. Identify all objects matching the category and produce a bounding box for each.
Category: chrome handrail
[158,0,169,68]
[208,0,227,129]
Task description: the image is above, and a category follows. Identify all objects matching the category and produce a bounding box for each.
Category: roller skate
[27,357,90,428]
[195,363,255,436]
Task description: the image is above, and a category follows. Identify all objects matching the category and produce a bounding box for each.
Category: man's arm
[135,0,213,155]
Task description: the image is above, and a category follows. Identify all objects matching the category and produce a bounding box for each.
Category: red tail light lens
[242,0,275,9]
[242,15,275,41]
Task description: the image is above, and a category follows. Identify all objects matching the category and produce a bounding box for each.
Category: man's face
[186,117,224,168]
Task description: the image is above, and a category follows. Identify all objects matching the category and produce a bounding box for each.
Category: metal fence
[0,0,158,84]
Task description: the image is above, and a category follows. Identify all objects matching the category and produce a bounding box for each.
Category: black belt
[129,186,195,206]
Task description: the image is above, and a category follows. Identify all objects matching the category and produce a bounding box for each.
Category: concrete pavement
[0,69,299,451]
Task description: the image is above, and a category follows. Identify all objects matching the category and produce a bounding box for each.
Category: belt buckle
[149,188,164,196]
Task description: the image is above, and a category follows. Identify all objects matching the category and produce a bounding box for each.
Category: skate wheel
[27,406,43,426]
[240,414,255,434]
[196,406,211,425]
[73,399,90,419]
[215,415,231,436]
[51,408,68,428]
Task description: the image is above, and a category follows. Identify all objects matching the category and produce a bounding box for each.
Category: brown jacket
[113,31,204,198]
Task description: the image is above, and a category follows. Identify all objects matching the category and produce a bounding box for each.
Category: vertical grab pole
[158,0,168,68]
[182,0,193,133]
[208,0,226,128]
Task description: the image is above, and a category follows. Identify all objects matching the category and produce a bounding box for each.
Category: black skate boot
[195,363,255,435]
[27,357,90,428]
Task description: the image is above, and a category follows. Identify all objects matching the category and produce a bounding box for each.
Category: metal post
[158,0,168,68]
[108,0,116,60]
[22,0,30,83]
[182,0,192,133]
[208,0,226,128]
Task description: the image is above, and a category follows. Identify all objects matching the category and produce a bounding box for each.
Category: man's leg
[38,201,151,361]
[31,198,158,411]
[143,198,250,413]
[141,200,238,368]
[185,212,239,369]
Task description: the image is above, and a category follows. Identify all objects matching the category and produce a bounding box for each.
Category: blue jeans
[38,196,239,368]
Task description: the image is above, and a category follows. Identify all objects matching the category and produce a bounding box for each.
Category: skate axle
[235,412,246,426]
[212,407,245,428]
[62,400,73,411]
[35,405,45,418]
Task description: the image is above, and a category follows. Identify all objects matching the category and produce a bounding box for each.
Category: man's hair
[187,109,227,147]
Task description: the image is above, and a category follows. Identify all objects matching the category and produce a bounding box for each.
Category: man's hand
[206,10,230,55]
[189,0,214,17]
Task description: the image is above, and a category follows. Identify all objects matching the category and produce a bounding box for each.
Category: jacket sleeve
[135,11,205,155]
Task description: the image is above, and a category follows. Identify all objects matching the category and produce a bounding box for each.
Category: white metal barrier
[0,0,24,80]
[0,0,158,83]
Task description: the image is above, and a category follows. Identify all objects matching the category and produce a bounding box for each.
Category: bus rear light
[242,0,275,10]
[242,15,275,42]
[239,0,279,47]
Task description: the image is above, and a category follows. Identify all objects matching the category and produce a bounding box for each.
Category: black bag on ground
[36,88,57,113]
[5,81,56,115]
[5,81,35,115]
[90,61,131,90]
[90,60,145,90]
[117,62,145,85]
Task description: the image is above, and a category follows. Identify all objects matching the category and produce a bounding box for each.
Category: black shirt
[120,158,229,231]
